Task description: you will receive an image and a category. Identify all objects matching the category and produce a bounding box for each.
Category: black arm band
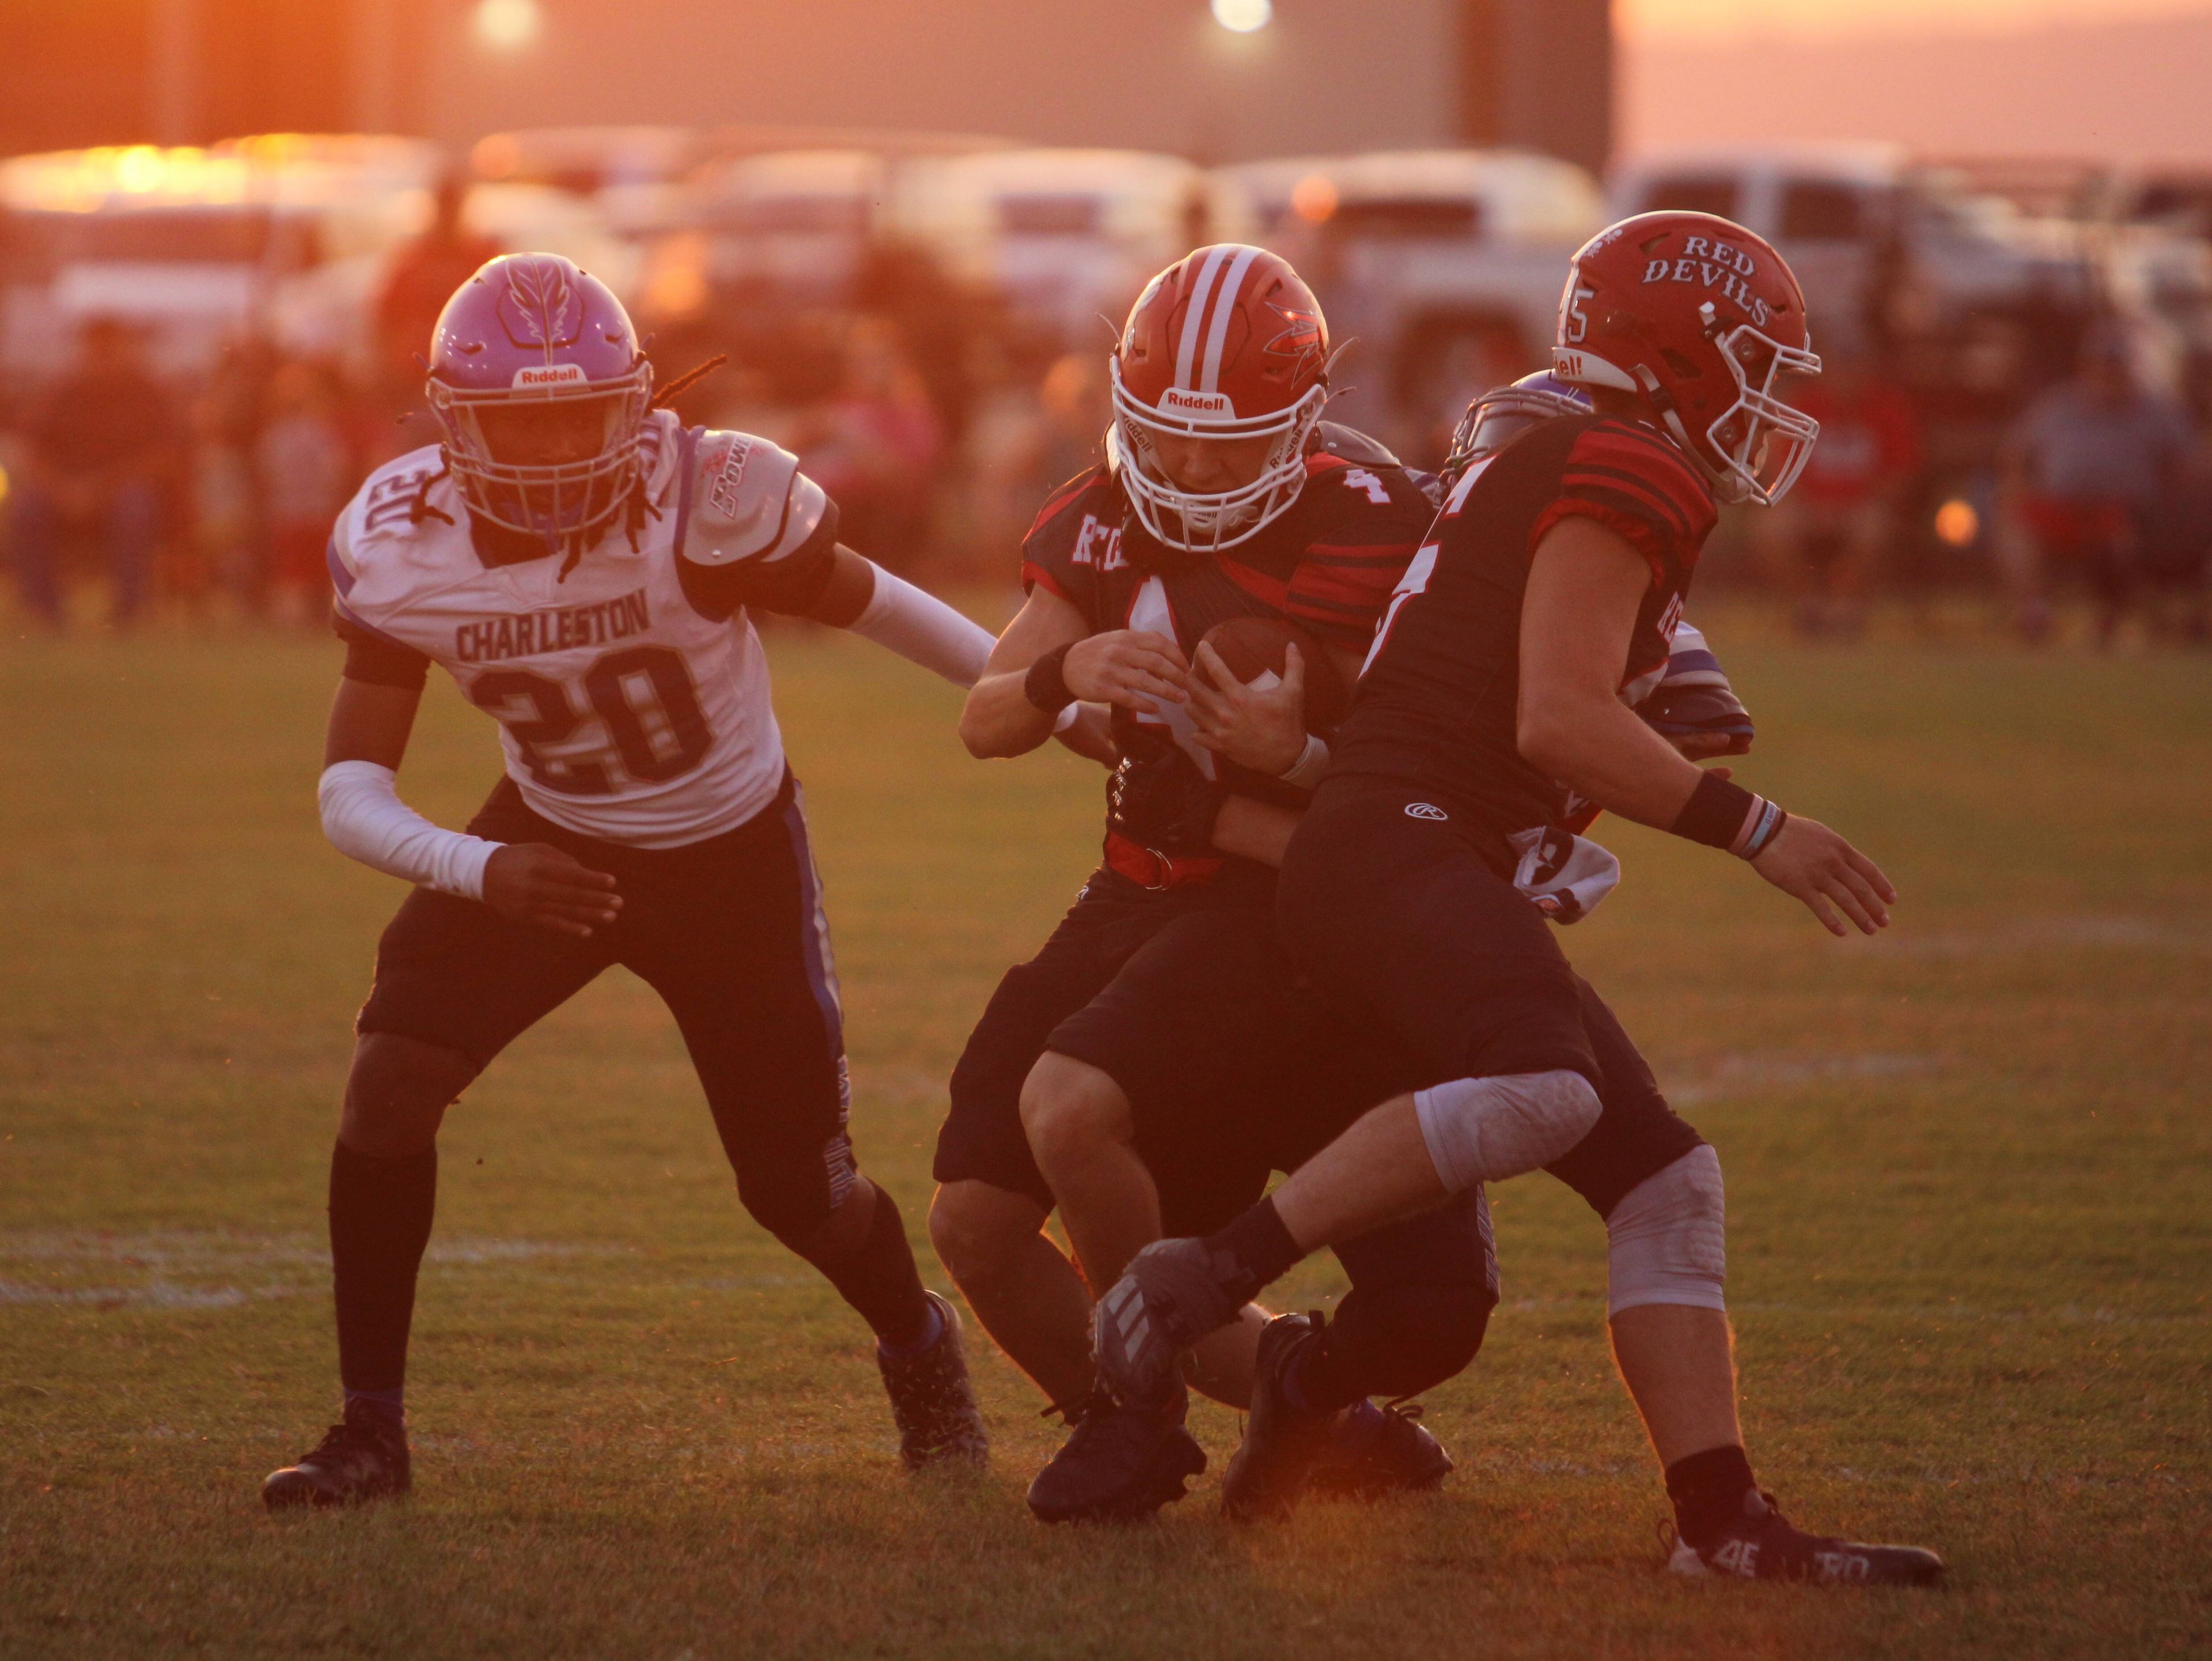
[1671,770,1786,858]
[1024,644,1075,716]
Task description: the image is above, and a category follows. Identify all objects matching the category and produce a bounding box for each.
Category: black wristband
[1671,770,1761,852]
[1024,643,1075,716]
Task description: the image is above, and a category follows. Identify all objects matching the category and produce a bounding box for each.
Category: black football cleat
[1221,1312,1344,1522]
[1306,1398,1453,1500]
[877,1292,988,1471]
[261,1404,412,1511]
[1668,1490,1946,1587]
[1027,1386,1206,1524]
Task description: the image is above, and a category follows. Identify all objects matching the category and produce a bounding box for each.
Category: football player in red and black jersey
[1088,215,1945,1584]
[930,246,1502,1520]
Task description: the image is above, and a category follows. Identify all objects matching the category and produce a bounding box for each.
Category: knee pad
[1605,1145,1727,1316]
[1414,1069,1601,1192]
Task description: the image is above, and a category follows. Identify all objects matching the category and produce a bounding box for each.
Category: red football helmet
[1551,213,1821,506]
[1109,244,1332,553]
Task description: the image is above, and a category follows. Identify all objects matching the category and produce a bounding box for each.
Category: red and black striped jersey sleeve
[1017,467,1114,622]
[1279,456,1434,651]
[1529,419,1717,592]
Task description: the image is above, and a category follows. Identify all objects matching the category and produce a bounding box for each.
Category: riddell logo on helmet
[511,363,588,389]
[1158,387,1234,418]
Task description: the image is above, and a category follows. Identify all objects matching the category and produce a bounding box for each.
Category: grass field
[2,614,2209,1659]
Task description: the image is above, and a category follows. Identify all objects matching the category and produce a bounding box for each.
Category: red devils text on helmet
[1551,212,1821,506]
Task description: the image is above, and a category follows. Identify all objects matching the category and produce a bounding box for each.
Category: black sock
[1202,1196,1304,1307]
[796,1182,933,1350]
[328,1140,438,1409]
[1282,1324,1369,1417]
[343,1386,406,1434]
[1665,1443,1759,1550]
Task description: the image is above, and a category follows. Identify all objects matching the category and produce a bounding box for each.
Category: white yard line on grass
[1665,1051,1939,1106]
[0,1231,630,1308]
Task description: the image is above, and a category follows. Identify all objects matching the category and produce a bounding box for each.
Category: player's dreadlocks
[425,352,734,582]
[652,354,728,411]
[554,354,726,580]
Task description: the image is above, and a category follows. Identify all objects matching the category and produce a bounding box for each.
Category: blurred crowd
[1736,325,2212,645]
[5,150,2211,648]
[0,176,1115,633]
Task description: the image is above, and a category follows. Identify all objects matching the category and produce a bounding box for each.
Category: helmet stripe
[1198,246,1261,395]
[1174,246,1230,391]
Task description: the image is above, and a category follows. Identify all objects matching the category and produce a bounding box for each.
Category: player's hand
[1188,640,1308,775]
[1749,816,1895,937]
[1052,703,1118,768]
[482,843,622,938]
[1105,741,1225,854]
[1061,630,1192,710]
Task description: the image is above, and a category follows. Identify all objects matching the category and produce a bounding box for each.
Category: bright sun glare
[472,0,543,52]
[1211,0,1273,34]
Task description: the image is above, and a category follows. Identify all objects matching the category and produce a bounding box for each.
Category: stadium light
[474,0,543,52]
[1211,0,1272,33]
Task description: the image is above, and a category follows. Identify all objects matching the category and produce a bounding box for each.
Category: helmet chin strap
[1629,362,1752,505]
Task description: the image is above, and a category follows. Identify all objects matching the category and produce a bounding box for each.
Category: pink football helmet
[425,253,653,539]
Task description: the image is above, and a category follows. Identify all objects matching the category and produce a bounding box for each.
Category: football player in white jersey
[263,254,1004,1507]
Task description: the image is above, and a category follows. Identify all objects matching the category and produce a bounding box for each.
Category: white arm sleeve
[319,760,502,901]
[846,564,997,688]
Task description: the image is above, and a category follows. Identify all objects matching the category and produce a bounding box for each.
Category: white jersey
[330,410,838,848]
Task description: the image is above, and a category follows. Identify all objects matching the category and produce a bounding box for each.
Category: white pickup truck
[0,137,639,385]
[0,138,442,381]
[1611,145,2097,387]
[1217,149,1608,464]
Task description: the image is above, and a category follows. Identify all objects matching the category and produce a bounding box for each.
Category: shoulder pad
[1312,421,1404,470]
[683,430,828,567]
[332,445,452,581]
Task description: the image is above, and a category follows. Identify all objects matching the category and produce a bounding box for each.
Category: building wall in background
[0,0,1624,173]
[1462,0,1612,176]
[1623,9,2212,162]
[407,0,1457,162]
[0,0,156,154]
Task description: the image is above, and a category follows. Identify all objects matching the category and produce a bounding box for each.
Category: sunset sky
[1619,0,2212,158]
[1623,0,2207,39]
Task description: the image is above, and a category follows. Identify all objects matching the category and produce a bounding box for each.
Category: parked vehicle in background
[1613,143,2104,584]
[1941,156,2212,421]
[923,148,1246,351]
[1612,145,2096,414]
[0,137,440,381]
[0,135,644,391]
[459,183,638,301]
[470,125,707,241]
[1220,148,1607,463]
[675,147,907,311]
[632,135,1003,370]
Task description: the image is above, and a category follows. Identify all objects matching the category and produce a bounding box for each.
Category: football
[1198,615,1350,728]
